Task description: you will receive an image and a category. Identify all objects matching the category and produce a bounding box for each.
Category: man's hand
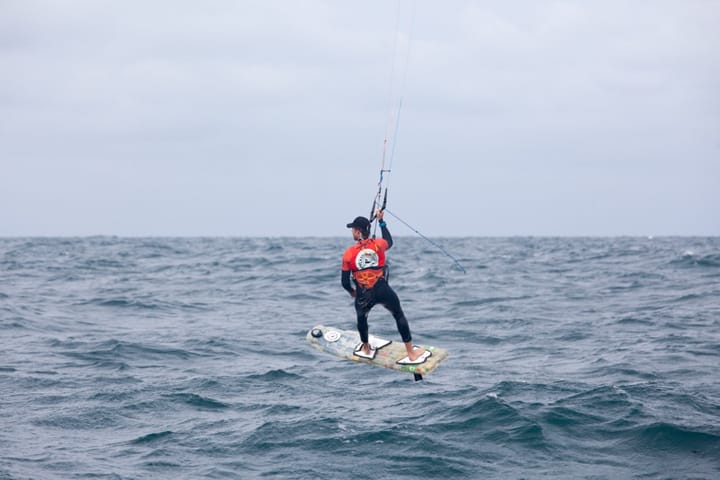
[376,209,384,222]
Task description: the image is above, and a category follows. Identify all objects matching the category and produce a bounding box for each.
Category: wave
[451,295,534,308]
[245,369,302,382]
[130,430,174,445]
[419,390,547,450]
[54,339,201,367]
[628,422,720,453]
[164,393,229,410]
[71,295,214,314]
[33,407,124,431]
[241,415,473,479]
[75,298,165,310]
[670,252,720,268]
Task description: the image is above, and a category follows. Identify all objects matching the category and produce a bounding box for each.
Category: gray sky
[1,0,718,236]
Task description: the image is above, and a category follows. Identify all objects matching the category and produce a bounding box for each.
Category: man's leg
[355,289,374,355]
[377,280,426,361]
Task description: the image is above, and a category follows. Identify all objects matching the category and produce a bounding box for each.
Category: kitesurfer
[341,209,426,361]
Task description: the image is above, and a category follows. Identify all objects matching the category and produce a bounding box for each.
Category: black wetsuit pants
[355,278,412,344]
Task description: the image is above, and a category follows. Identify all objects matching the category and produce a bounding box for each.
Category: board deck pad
[307,324,448,377]
[396,348,433,365]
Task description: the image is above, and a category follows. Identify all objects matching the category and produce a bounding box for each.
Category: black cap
[346,216,371,231]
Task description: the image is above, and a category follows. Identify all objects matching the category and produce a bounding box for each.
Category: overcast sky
[1,0,718,236]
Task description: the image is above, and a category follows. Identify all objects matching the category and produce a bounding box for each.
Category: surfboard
[306,324,448,381]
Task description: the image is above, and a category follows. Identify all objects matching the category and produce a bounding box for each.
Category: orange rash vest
[341,238,389,289]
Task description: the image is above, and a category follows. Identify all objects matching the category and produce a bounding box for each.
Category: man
[341,209,427,362]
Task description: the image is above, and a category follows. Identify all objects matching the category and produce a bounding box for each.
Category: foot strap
[353,344,377,360]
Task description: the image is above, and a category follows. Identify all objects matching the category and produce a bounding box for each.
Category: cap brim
[346,223,355,228]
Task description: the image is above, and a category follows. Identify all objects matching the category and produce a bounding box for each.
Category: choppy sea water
[1,236,719,479]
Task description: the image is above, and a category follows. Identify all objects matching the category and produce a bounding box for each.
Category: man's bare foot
[408,347,426,361]
[404,341,426,361]
[361,343,372,356]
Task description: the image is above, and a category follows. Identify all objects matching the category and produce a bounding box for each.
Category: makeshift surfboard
[306,324,448,381]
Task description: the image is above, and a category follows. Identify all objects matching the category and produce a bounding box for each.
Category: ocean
[1,236,719,479]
